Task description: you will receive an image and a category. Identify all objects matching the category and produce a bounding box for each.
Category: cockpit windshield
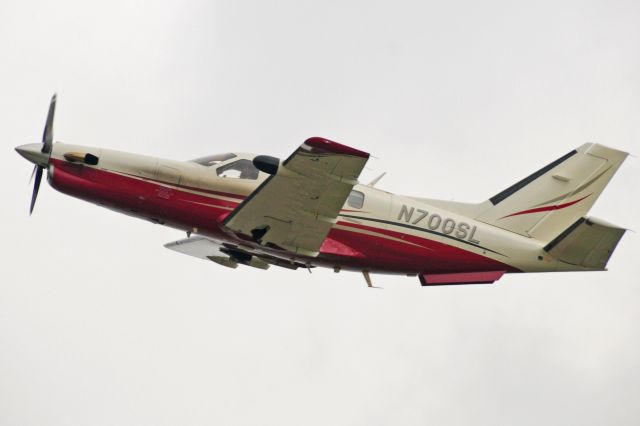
[216,159,259,180]
[191,153,237,166]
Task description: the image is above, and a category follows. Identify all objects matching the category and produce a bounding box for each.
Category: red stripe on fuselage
[50,159,240,234]
[116,171,247,200]
[329,221,517,273]
[49,159,517,274]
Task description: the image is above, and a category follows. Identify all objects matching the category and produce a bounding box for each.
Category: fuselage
[43,142,568,275]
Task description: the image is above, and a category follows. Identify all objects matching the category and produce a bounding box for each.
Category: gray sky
[1,1,639,425]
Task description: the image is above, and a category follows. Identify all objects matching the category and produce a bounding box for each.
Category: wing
[165,236,309,270]
[165,236,274,269]
[165,236,243,268]
[223,137,370,257]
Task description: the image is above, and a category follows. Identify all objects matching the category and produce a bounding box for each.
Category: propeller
[42,93,56,154]
[29,93,56,214]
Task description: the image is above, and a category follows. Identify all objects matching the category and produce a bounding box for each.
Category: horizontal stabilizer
[544,217,626,270]
[419,270,506,286]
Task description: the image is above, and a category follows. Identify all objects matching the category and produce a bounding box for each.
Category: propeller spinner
[15,94,57,214]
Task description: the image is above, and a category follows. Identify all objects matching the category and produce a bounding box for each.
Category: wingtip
[304,137,369,159]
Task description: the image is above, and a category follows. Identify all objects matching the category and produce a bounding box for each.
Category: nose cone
[15,143,49,167]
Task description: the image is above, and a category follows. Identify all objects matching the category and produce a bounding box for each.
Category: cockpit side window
[347,190,365,209]
[191,153,237,166]
[216,159,259,180]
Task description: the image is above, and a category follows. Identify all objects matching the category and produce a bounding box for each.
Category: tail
[476,143,628,242]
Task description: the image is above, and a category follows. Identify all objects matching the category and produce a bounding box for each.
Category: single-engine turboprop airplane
[16,95,629,287]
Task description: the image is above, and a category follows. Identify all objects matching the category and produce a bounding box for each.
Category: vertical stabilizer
[476,143,628,242]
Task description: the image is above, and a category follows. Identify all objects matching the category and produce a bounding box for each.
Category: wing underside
[164,236,310,270]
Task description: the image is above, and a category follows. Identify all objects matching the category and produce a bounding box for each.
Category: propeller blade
[42,93,57,153]
[30,166,43,215]
[29,164,37,183]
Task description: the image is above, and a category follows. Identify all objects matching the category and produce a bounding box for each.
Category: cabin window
[216,159,259,180]
[347,190,364,209]
[191,153,237,166]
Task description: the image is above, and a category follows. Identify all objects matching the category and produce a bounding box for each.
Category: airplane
[15,95,629,287]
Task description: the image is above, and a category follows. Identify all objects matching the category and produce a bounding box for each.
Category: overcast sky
[1,1,639,425]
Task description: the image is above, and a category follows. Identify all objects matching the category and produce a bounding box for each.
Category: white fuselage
[43,142,578,275]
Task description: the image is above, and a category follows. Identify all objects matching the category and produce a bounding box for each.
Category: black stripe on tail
[489,150,577,205]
